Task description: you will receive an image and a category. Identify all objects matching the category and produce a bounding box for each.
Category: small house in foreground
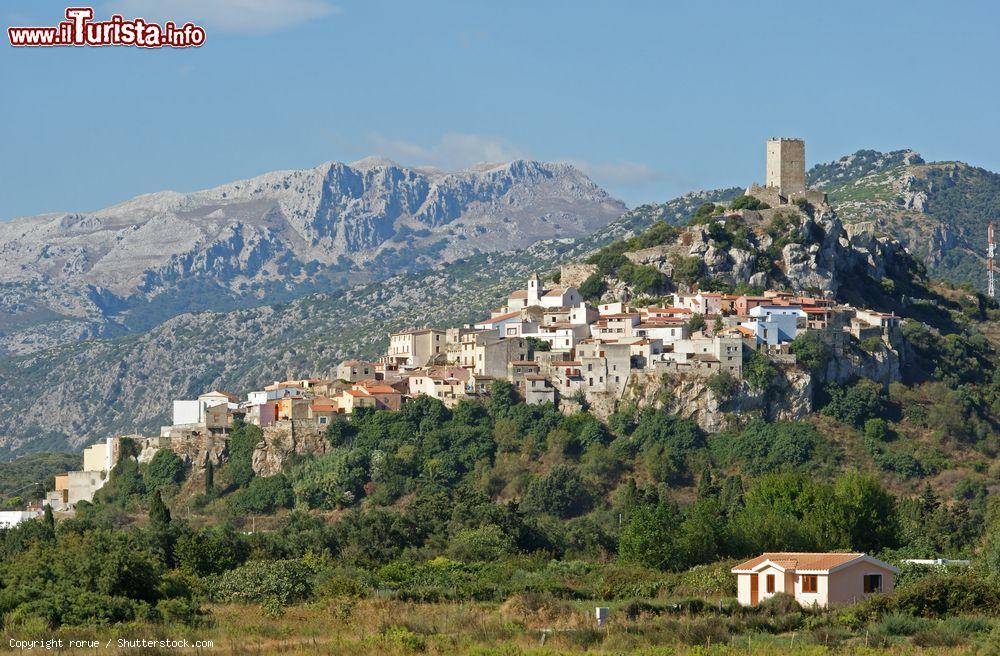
[731,552,897,608]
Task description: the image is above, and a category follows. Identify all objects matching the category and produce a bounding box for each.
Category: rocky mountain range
[0,159,625,356]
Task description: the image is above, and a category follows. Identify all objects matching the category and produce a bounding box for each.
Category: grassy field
[3,597,999,655]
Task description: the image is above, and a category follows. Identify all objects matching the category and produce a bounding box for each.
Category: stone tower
[765,138,805,196]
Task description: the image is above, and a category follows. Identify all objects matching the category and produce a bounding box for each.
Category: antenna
[989,221,996,298]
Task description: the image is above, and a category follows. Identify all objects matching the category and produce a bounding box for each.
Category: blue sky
[2,0,999,219]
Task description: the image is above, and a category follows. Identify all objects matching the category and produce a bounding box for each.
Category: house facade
[732,552,898,608]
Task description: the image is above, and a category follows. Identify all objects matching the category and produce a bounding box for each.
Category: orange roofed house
[732,553,897,608]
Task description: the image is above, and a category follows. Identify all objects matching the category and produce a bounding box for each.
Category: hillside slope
[0,159,625,356]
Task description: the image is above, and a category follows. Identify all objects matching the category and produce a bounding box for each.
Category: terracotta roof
[343,389,370,398]
[310,397,338,412]
[555,360,582,366]
[361,385,398,394]
[731,552,865,572]
[803,307,831,314]
[340,359,371,367]
[508,290,528,299]
[524,374,548,381]
[542,288,566,297]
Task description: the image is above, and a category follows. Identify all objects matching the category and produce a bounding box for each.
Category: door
[750,574,759,605]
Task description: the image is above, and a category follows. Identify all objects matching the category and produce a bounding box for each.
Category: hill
[808,149,999,291]
[0,159,625,356]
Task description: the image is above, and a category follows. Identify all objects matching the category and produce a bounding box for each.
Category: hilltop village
[45,139,906,510]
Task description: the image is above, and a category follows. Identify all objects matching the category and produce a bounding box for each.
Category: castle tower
[765,138,806,196]
[527,272,541,306]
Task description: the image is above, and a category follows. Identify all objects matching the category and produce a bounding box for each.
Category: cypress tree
[204,460,215,493]
[149,489,171,529]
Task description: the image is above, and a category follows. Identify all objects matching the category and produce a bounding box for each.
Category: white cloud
[105,0,339,33]
[365,132,527,170]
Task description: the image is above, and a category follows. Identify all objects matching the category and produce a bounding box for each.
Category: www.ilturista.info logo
[8,7,206,48]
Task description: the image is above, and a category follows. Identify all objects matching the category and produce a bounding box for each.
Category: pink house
[731,552,897,608]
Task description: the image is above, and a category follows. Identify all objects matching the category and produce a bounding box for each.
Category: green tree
[522,465,589,518]
[744,350,779,393]
[729,195,770,211]
[227,420,263,488]
[687,312,706,334]
[619,503,682,570]
[833,473,898,552]
[578,273,607,302]
[204,460,215,493]
[789,332,831,377]
[822,379,886,428]
[148,489,171,530]
[143,449,184,491]
[706,371,738,400]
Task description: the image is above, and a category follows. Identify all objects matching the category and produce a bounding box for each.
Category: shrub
[874,612,929,636]
[143,449,185,490]
[229,474,294,515]
[208,558,316,607]
[729,195,770,211]
[706,371,738,400]
[912,625,965,647]
[744,350,779,393]
[522,465,589,518]
[447,524,516,562]
[578,274,607,301]
[892,573,1000,617]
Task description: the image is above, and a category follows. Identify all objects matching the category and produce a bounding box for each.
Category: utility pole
[988,221,996,298]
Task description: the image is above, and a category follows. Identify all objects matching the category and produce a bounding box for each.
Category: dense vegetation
[3,377,999,640]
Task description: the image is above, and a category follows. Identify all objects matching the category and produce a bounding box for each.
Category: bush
[522,466,589,518]
[578,274,607,302]
[744,351,779,393]
[757,592,801,616]
[229,474,294,515]
[729,195,770,211]
[143,449,185,490]
[874,612,929,636]
[892,573,1000,617]
[706,371,738,401]
[208,558,316,607]
[447,524,516,562]
[822,379,886,428]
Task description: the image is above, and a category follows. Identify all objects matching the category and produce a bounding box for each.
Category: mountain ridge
[0,158,625,356]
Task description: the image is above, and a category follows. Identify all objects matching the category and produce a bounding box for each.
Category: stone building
[766,137,806,196]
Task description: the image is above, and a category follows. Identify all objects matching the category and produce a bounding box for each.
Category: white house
[747,305,806,345]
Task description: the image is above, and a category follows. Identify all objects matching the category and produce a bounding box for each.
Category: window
[766,574,775,593]
[801,575,818,593]
[318,417,328,425]
[863,574,882,593]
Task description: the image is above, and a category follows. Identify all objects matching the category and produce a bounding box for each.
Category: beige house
[459,332,528,377]
[385,328,446,367]
[337,360,374,382]
[732,552,897,608]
